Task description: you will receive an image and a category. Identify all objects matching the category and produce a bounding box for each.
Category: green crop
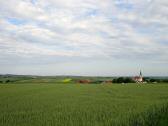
[0,83,168,126]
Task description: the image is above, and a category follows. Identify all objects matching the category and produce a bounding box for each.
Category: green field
[0,83,168,126]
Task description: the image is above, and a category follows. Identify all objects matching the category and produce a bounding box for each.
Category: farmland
[0,82,168,126]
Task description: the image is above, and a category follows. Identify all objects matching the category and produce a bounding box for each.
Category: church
[132,71,143,83]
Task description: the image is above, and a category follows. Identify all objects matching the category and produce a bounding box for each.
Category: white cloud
[0,0,168,63]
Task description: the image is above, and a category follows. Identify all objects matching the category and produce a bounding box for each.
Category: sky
[0,0,168,76]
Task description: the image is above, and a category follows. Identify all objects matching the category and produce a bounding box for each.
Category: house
[132,70,143,83]
[78,79,91,84]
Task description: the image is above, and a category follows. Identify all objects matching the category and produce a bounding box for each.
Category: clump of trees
[113,77,135,83]
[143,77,168,83]
[0,80,12,84]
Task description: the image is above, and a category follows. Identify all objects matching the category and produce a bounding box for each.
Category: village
[77,71,143,84]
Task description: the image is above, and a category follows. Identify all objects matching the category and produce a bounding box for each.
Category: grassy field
[0,83,168,126]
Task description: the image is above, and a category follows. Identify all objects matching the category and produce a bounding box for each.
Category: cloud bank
[0,0,168,75]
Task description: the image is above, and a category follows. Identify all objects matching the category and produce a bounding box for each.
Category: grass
[0,83,168,126]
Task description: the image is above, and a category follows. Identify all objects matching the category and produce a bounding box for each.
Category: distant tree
[149,79,156,83]
[113,77,135,83]
[112,78,117,83]
[0,81,3,83]
[117,77,125,83]
[162,79,168,83]
[124,77,135,83]
[5,80,10,83]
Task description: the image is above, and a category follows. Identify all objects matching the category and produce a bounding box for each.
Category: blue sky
[0,0,168,76]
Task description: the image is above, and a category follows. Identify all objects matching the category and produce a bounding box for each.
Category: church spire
[140,70,142,77]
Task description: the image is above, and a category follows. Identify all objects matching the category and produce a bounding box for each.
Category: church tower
[139,70,143,82]
[140,70,142,77]
[132,70,143,83]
